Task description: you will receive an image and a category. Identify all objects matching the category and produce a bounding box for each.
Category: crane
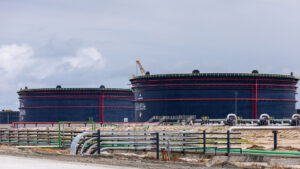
[136,60,146,76]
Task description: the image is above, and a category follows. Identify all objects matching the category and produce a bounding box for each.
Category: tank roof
[17,88,131,93]
[130,73,299,81]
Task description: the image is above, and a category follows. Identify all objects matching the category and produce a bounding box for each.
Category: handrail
[69,130,242,156]
[228,126,300,132]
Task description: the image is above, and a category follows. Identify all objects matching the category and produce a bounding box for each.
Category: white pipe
[228,126,300,132]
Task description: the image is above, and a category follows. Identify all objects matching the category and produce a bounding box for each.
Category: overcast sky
[1,0,300,110]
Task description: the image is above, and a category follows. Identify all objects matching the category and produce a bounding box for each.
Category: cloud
[31,47,106,79]
[0,44,106,80]
[0,44,35,79]
[0,44,107,109]
[63,47,105,70]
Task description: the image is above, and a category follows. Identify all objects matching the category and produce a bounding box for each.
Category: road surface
[0,154,138,169]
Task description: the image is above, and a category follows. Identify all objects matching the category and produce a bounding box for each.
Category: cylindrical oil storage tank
[130,71,299,121]
[0,110,20,124]
[18,87,133,122]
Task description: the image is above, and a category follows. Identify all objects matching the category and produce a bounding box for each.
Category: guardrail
[70,130,242,158]
[0,129,82,147]
[11,122,184,128]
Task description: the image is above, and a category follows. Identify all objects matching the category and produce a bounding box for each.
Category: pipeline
[228,126,300,132]
[227,126,300,157]
[16,145,60,149]
[242,149,300,156]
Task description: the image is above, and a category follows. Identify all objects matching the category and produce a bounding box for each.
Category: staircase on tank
[146,115,196,123]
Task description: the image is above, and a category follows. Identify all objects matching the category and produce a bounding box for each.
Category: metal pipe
[16,145,60,149]
[228,126,300,132]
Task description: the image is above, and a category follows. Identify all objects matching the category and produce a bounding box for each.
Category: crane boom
[136,60,146,75]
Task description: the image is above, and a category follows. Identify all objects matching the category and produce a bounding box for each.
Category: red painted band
[132,83,296,89]
[131,78,297,84]
[133,98,297,102]
[255,80,258,119]
[11,121,180,128]
[19,106,134,109]
[19,91,132,95]
[19,95,133,99]
[101,92,104,122]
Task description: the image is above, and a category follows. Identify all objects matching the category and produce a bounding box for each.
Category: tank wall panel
[0,112,20,123]
[18,89,133,122]
[131,75,298,121]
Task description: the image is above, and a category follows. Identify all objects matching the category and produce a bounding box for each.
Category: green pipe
[210,148,300,155]
[0,140,60,144]
[58,120,96,147]
[16,145,60,149]
[242,149,300,155]
[201,148,300,156]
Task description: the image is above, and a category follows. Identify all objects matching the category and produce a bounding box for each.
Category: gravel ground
[0,145,235,169]
[0,154,137,169]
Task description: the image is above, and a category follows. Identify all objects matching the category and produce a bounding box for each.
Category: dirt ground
[0,154,136,169]
[0,145,235,169]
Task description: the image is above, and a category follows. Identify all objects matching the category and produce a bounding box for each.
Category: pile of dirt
[277,146,300,152]
[246,144,266,150]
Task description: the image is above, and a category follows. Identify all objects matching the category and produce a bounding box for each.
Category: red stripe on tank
[131,78,297,84]
[132,83,296,88]
[19,91,132,95]
[133,98,297,102]
[132,78,297,84]
[19,95,133,99]
[19,106,134,109]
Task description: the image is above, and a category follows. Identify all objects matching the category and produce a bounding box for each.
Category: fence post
[8,130,11,144]
[58,121,61,148]
[183,129,186,153]
[272,130,277,150]
[156,132,159,160]
[203,130,206,153]
[36,130,39,144]
[48,130,50,144]
[227,130,230,155]
[97,129,101,154]
[26,129,29,145]
[17,130,19,144]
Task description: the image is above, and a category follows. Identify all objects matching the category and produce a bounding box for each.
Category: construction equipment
[136,60,146,75]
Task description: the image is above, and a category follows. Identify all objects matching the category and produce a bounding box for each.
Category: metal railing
[0,129,242,158]
[0,129,82,146]
[11,122,185,128]
[70,130,242,158]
